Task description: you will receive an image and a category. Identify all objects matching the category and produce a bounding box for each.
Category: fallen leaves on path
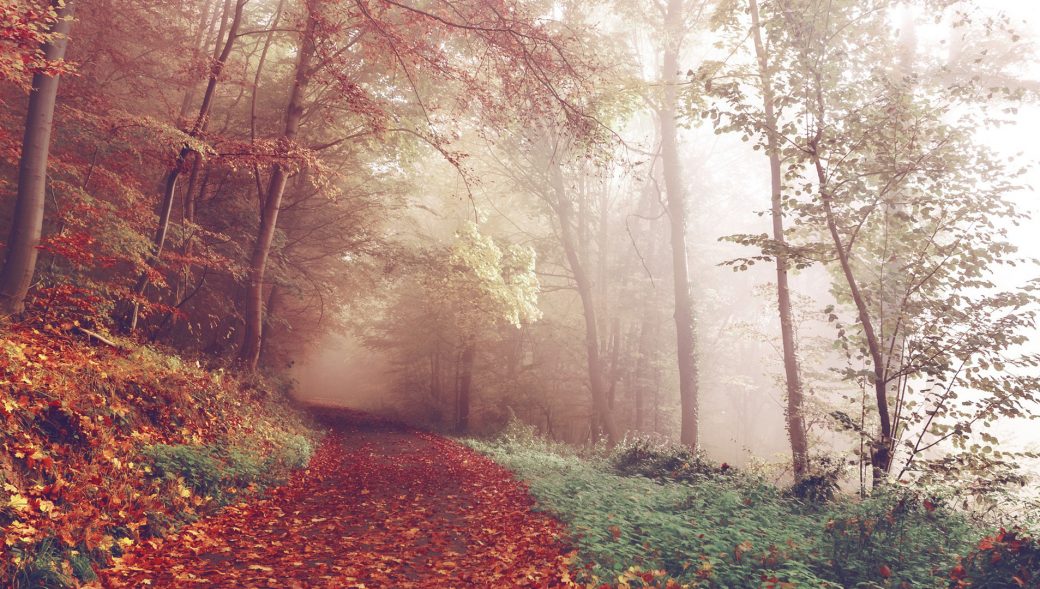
[97,412,579,588]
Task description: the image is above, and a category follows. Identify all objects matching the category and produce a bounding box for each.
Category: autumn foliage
[99,411,579,588]
[0,324,317,585]
[949,527,1040,589]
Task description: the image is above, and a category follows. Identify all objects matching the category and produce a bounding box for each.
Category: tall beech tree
[707,0,811,479]
[748,0,809,481]
[620,0,706,448]
[0,0,74,317]
[658,0,701,450]
[239,2,316,370]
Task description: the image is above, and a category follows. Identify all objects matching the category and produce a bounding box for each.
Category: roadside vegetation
[469,421,1040,588]
[0,322,320,587]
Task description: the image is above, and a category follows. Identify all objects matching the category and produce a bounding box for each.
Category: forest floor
[95,411,579,588]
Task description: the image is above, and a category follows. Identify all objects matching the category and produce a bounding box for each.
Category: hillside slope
[0,324,319,587]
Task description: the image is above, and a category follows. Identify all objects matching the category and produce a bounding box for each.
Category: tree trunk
[548,157,620,444]
[0,0,74,317]
[239,10,316,370]
[812,151,892,482]
[661,0,700,449]
[456,341,474,434]
[804,52,893,482]
[125,0,246,332]
[749,0,809,481]
[607,317,621,410]
[177,0,218,122]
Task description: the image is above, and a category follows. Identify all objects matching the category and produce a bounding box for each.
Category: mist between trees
[1,0,1038,511]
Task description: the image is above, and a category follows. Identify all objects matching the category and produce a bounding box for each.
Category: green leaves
[470,433,977,587]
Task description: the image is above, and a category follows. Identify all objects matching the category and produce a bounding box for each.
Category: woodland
[0,0,1039,587]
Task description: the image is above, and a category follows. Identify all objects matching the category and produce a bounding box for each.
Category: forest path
[98,411,577,588]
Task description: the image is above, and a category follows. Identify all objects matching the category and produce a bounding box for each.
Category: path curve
[98,411,577,588]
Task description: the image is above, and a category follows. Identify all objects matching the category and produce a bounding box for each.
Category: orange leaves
[0,324,316,578]
[101,412,581,588]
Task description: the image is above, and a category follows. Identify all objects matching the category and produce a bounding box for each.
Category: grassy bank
[0,324,322,587]
[468,423,1038,588]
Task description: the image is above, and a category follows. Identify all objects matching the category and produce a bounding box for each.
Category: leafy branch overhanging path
[97,412,578,588]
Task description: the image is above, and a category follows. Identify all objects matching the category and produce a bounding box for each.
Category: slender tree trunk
[125,0,247,332]
[456,341,474,433]
[177,0,218,122]
[804,56,892,482]
[607,317,621,410]
[660,0,700,449]
[811,149,892,482]
[239,11,316,370]
[0,0,74,317]
[430,347,441,404]
[548,158,620,444]
[749,0,809,481]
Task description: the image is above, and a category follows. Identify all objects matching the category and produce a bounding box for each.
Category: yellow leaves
[4,520,39,545]
[117,537,134,550]
[7,492,29,511]
[38,498,55,514]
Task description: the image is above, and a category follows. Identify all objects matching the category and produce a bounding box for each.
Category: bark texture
[0,0,75,317]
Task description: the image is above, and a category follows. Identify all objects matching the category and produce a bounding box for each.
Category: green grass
[467,425,978,588]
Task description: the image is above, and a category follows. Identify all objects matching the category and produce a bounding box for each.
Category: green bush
[143,435,312,503]
[787,456,845,504]
[143,443,226,497]
[821,488,974,587]
[468,432,976,588]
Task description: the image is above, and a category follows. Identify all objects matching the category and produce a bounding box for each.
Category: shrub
[492,416,575,457]
[821,487,974,587]
[143,443,225,497]
[610,434,729,482]
[143,434,314,504]
[950,527,1040,588]
[788,456,845,504]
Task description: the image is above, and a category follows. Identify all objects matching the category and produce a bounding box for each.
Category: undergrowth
[0,323,321,587]
[466,423,1023,588]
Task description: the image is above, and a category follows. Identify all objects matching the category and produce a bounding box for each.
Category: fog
[284,0,1040,504]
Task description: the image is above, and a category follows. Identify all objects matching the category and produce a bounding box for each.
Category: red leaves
[0,324,307,575]
[950,527,1040,589]
[100,413,579,587]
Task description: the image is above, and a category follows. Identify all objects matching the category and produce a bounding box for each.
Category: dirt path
[98,412,577,588]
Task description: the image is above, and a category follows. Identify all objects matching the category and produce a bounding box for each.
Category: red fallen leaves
[97,412,580,588]
[0,324,306,575]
